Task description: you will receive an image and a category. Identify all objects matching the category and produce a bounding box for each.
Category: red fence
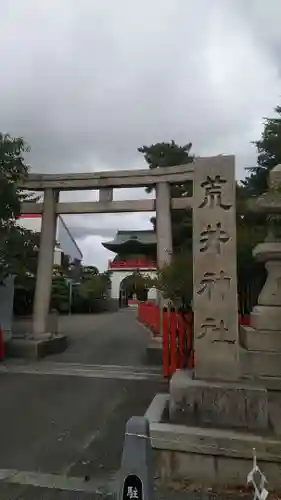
[137,302,160,335]
[138,302,194,377]
[138,302,249,378]
[162,308,194,377]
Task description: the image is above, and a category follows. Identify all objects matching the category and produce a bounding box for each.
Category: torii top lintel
[19,156,235,192]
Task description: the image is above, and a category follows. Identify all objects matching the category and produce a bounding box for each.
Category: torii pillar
[32,188,59,337]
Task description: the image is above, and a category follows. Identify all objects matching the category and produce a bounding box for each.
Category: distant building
[102,230,157,307]
[16,214,83,266]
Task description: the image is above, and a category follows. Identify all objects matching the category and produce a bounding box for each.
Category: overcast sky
[1,0,281,270]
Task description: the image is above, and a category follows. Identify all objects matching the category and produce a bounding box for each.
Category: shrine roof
[102,230,157,251]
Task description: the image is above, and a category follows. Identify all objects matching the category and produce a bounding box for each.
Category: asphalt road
[48,308,154,366]
[0,309,167,499]
[0,309,254,499]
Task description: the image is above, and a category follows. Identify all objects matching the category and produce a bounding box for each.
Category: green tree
[151,252,193,308]
[81,266,99,279]
[0,134,38,280]
[242,105,281,196]
[138,141,194,310]
[1,226,40,279]
[122,270,153,301]
[79,271,109,299]
[138,138,268,313]
[78,272,109,312]
[138,140,193,195]
[0,134,36,223]
[138,140,194,250]
[51,275,69,313]
[237,106,281,311]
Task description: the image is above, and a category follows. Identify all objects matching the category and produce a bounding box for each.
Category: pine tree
[138,140,194,249]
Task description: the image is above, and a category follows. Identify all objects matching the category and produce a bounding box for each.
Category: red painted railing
[137,302,160,335]
[138,302,249,378]
[108,259,157,269]
[137,302,194,377]
[161,308,194,377]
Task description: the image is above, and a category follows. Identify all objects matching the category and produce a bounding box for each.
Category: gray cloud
[1,0,281,268]
[70,227,116,240]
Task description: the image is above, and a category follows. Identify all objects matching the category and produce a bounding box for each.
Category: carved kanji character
[197,318,235,344]
[199,222,229,254]
[197,270,231,300]
[199,175,231,210]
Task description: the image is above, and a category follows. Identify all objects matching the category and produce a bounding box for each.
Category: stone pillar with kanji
[169,156,268,433]
[192,156,239,381]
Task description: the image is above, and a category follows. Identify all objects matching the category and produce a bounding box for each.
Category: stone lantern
[241,164,281,385]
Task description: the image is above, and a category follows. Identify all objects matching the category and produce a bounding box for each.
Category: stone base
[152,424,281,488]
[243,374,281,390]
[6,334,68,359]
[146,338,162,365]
[250,305,281,331]
[169,370,268,432]
[145,392,281,489]
[240,325,281,352]
[240,325,281,386]
[241,346,281,379]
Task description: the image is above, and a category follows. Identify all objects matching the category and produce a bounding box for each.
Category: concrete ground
[0,309,254,499]
[0,309,170,499]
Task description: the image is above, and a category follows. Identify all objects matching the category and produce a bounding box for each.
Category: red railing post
[169,310,177,375]
[162,308,169,377]
[138,302,200,376]
[139,304,246,376]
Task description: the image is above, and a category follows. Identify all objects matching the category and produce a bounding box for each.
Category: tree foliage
[0,226,40,280]
[138,140,194,250]
[242,105,281,196]
[0,134,36,224]
[236,103,281,310]
[81,265,99,279]
[0,134,39,280]
[14,264,112,316]
[138,140,193,195]
[121,270,153,301]
[51,276,69,313]
[79,271,109,301]
[138,127,275,310]
[152,253,193,308]
[137,140,195,307]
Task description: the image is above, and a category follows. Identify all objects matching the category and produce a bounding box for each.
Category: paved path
[0,309,168,499]
[49,308,154,366]
[0,309,254,499]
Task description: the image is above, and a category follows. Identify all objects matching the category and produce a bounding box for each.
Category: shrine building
[102,230,157,307]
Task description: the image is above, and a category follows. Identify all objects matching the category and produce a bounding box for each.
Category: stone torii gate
[19,162,200,343]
